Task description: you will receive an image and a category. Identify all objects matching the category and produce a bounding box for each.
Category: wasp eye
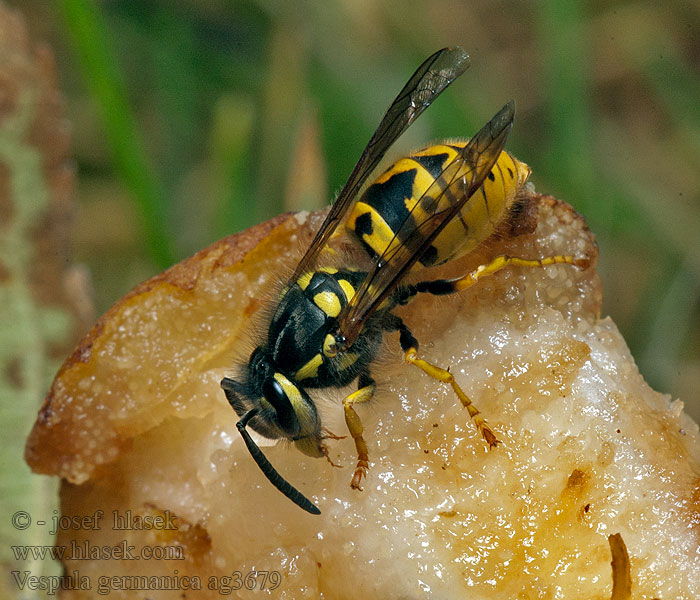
[262,377,295,433]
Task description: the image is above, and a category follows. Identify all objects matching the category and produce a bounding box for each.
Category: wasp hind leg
[415,254,590,296]
[385,314,499,448]
[342,372,376,490]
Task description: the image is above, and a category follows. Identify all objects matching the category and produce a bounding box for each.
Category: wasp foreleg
[320,428,346,468]
[342,372,376,491]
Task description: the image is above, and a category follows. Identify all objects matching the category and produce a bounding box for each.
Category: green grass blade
[536,0,600,222]
[58,0,175,267]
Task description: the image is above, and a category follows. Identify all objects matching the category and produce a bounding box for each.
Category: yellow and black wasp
[221,47,587,514]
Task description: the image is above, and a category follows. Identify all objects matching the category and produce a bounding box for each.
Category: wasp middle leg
[383,314,499,448]
[397,252,589,447]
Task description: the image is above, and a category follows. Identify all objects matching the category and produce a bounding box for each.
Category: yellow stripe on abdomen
[346,140,531,267]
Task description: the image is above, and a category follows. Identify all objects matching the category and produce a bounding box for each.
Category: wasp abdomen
[346,142,531,268]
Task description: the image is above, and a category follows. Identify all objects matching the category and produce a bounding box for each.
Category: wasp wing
[336,101,516,347]
[291,47,471,280]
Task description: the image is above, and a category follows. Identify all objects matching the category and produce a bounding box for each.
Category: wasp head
[221,348,324,514]
[222,348,325,457]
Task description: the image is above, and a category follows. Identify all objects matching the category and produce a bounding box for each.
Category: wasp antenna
[236,410,321,515]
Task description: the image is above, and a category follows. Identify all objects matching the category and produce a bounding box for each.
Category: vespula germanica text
[221,47,588,514]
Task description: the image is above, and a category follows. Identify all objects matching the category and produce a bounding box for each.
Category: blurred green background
[14,0,700,419]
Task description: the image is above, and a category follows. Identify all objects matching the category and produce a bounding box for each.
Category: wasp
[221,47,587,514]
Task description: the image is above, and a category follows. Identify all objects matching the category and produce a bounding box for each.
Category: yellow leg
[343,383,376,490]
[453,254,589,293]
[404,347,499,448]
